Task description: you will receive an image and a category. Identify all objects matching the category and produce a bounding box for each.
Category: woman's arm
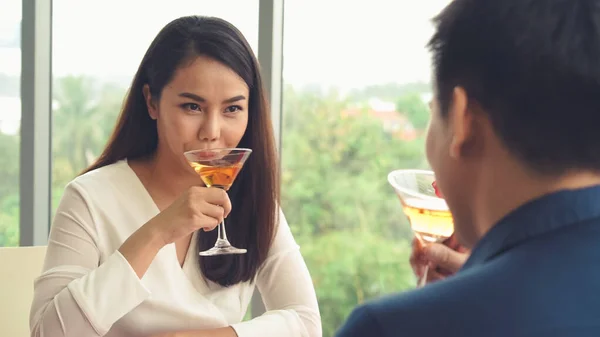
[156,209,321,337]
[30,181,161,337]
[150,209,321,337]
[230,209,321,337]
[153,326,238,337]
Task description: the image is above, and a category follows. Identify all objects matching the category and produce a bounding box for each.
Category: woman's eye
[225,105,242,113]
[182,103,201,112]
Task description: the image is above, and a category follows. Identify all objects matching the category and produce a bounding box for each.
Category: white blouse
[29,160,321,337]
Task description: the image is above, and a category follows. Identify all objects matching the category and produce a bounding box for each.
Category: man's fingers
[426,268,446,283]
[423,243,468,273]
[410,237,429,278]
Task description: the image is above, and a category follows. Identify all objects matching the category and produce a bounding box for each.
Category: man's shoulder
[336,277,475,337]
[334,303,384,337]
[335,261,512,337]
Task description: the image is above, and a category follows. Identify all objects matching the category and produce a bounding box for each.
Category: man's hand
[409,235,470,284]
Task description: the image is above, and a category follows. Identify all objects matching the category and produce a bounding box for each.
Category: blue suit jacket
[336,186,600,337]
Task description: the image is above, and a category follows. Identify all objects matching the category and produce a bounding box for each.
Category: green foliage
[0,75,123,245]
[0,194,19,246]
[0,131,20,246]
[0,131,19,199]
[396,93,430,130]
[281,86,427,335]
[52,76,122,185]
[282,86,426,240]
[298,230,415,337]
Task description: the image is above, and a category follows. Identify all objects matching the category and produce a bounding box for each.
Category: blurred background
[0,0,450,335]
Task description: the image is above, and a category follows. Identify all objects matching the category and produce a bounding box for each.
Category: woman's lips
[196,151,215,159]
[187,148,219,160]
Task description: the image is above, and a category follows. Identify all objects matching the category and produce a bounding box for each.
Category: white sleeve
[231,209,322,337]
[29,181,151,337]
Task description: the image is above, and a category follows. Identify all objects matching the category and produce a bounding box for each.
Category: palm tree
[52,76,123,184]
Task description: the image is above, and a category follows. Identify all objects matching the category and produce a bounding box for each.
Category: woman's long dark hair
[84,16,279,286]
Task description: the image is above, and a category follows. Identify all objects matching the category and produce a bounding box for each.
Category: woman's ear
[142,84,158,120]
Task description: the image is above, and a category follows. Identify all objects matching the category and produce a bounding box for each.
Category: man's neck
[470,165,600,246]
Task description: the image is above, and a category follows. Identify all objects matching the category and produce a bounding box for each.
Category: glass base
[199,239,247,256]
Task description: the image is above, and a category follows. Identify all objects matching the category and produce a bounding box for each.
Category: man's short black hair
[429,0,600,174]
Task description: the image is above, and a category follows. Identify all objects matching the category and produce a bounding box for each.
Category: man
[336,0,600,336]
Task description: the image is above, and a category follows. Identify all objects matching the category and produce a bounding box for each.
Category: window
[0,0,22,246]
[51,0,259,210]
[280,0,451,335]
[12,0,459,330]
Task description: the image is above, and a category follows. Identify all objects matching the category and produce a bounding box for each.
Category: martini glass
[387,169,454,287]
[184,148,252,256]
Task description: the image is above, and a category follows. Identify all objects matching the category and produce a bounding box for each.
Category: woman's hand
[409,235,470,284]
[119,186,231,279]
[148,186,232,245]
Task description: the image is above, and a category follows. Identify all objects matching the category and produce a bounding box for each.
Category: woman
[29,16,321,337]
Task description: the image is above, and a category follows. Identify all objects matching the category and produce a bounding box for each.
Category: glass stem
[218,219,228,242]
[418,265,429,288]
[213,185,230,246]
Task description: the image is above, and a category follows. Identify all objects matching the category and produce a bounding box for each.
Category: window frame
[20,0,52,246]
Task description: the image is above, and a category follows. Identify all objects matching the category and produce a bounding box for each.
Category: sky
[1,0,450,88]
[0,0,451,134]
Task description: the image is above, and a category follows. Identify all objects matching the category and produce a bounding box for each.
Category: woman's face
[144,55,249,162]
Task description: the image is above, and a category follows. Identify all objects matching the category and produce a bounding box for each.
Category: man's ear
[143,84,158,120]
[447,86,474,159]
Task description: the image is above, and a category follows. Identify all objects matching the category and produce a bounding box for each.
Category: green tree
[0,131,20,246]
[282,86,425,239]
[52,76,123,190]
[0,194,19,246]
[53,76,103,178]
[51,76,124,211]
[298,230,415,337]
[281,86,427,336]
[396,93,430,130]
[0,131,19,200]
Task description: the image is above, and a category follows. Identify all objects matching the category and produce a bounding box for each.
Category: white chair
[0,246,46,337]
